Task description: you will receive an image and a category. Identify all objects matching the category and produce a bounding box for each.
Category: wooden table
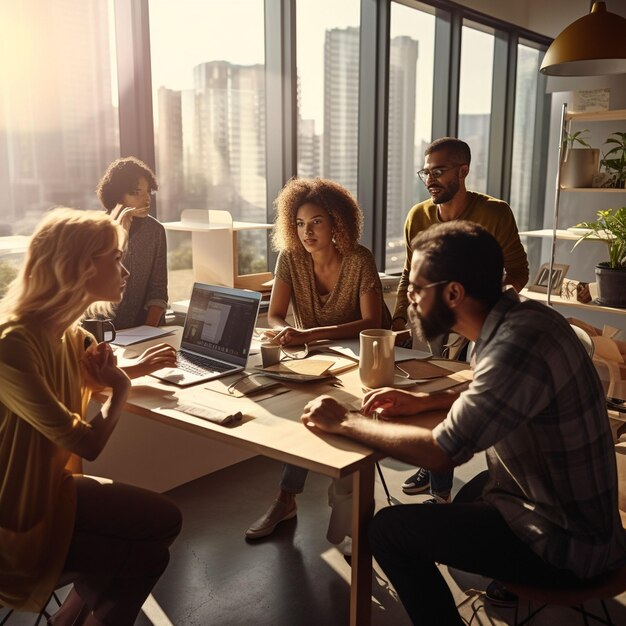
[115,330,381,626]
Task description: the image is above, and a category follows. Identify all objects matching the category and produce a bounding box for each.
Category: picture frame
[528,263,569,295]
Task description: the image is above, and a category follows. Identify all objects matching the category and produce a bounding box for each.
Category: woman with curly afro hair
[246,178,390,549]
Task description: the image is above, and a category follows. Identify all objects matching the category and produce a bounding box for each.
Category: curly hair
[96,157,158,211]
[271,178,363,255]
[0,208,126,329]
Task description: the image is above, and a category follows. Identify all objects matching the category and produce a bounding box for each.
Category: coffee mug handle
[104,320,116,343]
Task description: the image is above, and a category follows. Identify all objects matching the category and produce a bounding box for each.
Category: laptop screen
[181,283,261,366]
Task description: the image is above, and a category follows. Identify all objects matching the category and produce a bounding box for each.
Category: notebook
[150,283,261,386]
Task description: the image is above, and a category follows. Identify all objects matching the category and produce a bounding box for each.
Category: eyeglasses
[416,165,461,183]
[407,280,449,300]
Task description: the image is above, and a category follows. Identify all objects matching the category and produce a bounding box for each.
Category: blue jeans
[430,469,454,496]
[280,463,308,493]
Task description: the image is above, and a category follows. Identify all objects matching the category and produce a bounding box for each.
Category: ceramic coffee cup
[260,342,282,368]
[359,329,395,388]
[81,318,116,343]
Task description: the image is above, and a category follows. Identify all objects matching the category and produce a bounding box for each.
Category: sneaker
[485,580,518,607]
[245,500,297,540]
[401,468,430,495]
[423,493,450,504]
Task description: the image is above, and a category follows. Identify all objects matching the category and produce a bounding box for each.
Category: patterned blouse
[274,244,391,330]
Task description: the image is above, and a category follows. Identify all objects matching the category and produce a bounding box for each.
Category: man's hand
[361,388,430,418]
[121,343,177,379]
[301,395,352,433]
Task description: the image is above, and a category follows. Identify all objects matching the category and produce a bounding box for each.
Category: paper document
[111,325,176,346]
[323,339,430,362]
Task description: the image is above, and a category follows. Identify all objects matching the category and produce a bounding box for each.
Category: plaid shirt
[434,290,626,578]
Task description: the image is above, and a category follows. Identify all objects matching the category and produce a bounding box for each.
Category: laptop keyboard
[176,352,233,375]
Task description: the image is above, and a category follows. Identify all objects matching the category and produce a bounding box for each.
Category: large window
[149,0,266,300]
[2,0,551,292]
[296,0,360,196]
[385,2,435,274]
[0,0,119,294]
[458,22,494,194]
[510,42,544,231]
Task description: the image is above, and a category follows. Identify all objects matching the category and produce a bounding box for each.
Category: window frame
[106,0,553,273]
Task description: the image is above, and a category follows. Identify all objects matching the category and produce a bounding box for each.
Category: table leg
[350,464,375,626]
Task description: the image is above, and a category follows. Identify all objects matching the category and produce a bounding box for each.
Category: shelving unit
[527,103,626,317]
[163,209,273,292]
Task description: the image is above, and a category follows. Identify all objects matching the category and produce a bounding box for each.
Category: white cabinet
[163,209,273,291]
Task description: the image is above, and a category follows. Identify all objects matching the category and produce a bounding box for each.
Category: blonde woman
[0,208,181,626]
[246,178,390,545]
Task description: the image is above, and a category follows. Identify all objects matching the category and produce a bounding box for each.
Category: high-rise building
[192,61,266,223]
[323,26,360,196]
[0,0,117,232]
[298,118,321,178]
[458,113,490,192]
[387,36,419,250]
[157,87,183,223]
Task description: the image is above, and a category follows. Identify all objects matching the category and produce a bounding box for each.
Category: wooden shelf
[559,188,626,193]
[565,109,626,123]
[521,289,626,316]
[520,229,606,242]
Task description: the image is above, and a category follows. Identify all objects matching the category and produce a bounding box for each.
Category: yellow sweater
[393,191,529,322]
[0,321,92,611]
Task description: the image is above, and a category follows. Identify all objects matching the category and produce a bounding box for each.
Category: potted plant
[573,206,626,307]
[600,132,626,189]
[560,129,600,188]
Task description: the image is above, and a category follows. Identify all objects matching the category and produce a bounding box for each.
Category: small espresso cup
[81,318,116,343]
[260,342,282,368]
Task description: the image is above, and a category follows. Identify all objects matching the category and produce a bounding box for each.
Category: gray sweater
[112,215,168,329]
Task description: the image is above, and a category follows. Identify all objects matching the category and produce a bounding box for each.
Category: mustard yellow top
[0,320,93,611]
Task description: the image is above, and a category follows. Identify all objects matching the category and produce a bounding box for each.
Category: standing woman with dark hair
[0,208,181,626]
[96,157,168,330]
[246,177,390,546]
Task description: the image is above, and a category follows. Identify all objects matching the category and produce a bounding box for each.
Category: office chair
[0,572,75,626]
[496,441,626,626]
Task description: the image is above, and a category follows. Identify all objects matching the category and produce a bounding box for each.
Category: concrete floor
[5,453,626,625]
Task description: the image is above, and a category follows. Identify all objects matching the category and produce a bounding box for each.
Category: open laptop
[151,283,261,386]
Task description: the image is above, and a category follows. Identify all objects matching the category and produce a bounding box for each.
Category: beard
[408,293,457,342]
[428,177,460,205]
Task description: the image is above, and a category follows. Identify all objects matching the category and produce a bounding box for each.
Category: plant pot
[560,148,600,188]
[596,262,626,308]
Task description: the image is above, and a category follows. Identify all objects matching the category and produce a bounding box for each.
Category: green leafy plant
[565,129,592,149]
[600,132,626,188]
[573,206,626,268]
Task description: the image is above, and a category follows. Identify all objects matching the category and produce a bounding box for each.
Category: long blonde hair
[0,208,126,330]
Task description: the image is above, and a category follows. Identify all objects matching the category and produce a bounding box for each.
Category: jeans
[280,463,352,544]
[430,469,453,496]
[368,472,586,625]
[280,463,309,493]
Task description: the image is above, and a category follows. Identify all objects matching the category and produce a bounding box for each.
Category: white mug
[260,342,282,368]
[359,329,395,388]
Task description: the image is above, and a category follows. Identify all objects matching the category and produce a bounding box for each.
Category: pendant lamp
[540,2,626,76]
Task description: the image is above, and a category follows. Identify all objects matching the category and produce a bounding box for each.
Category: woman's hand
[121,343,177,379]
[82,342,130,391]
[361,388,429,418]
[272,326,312,346]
